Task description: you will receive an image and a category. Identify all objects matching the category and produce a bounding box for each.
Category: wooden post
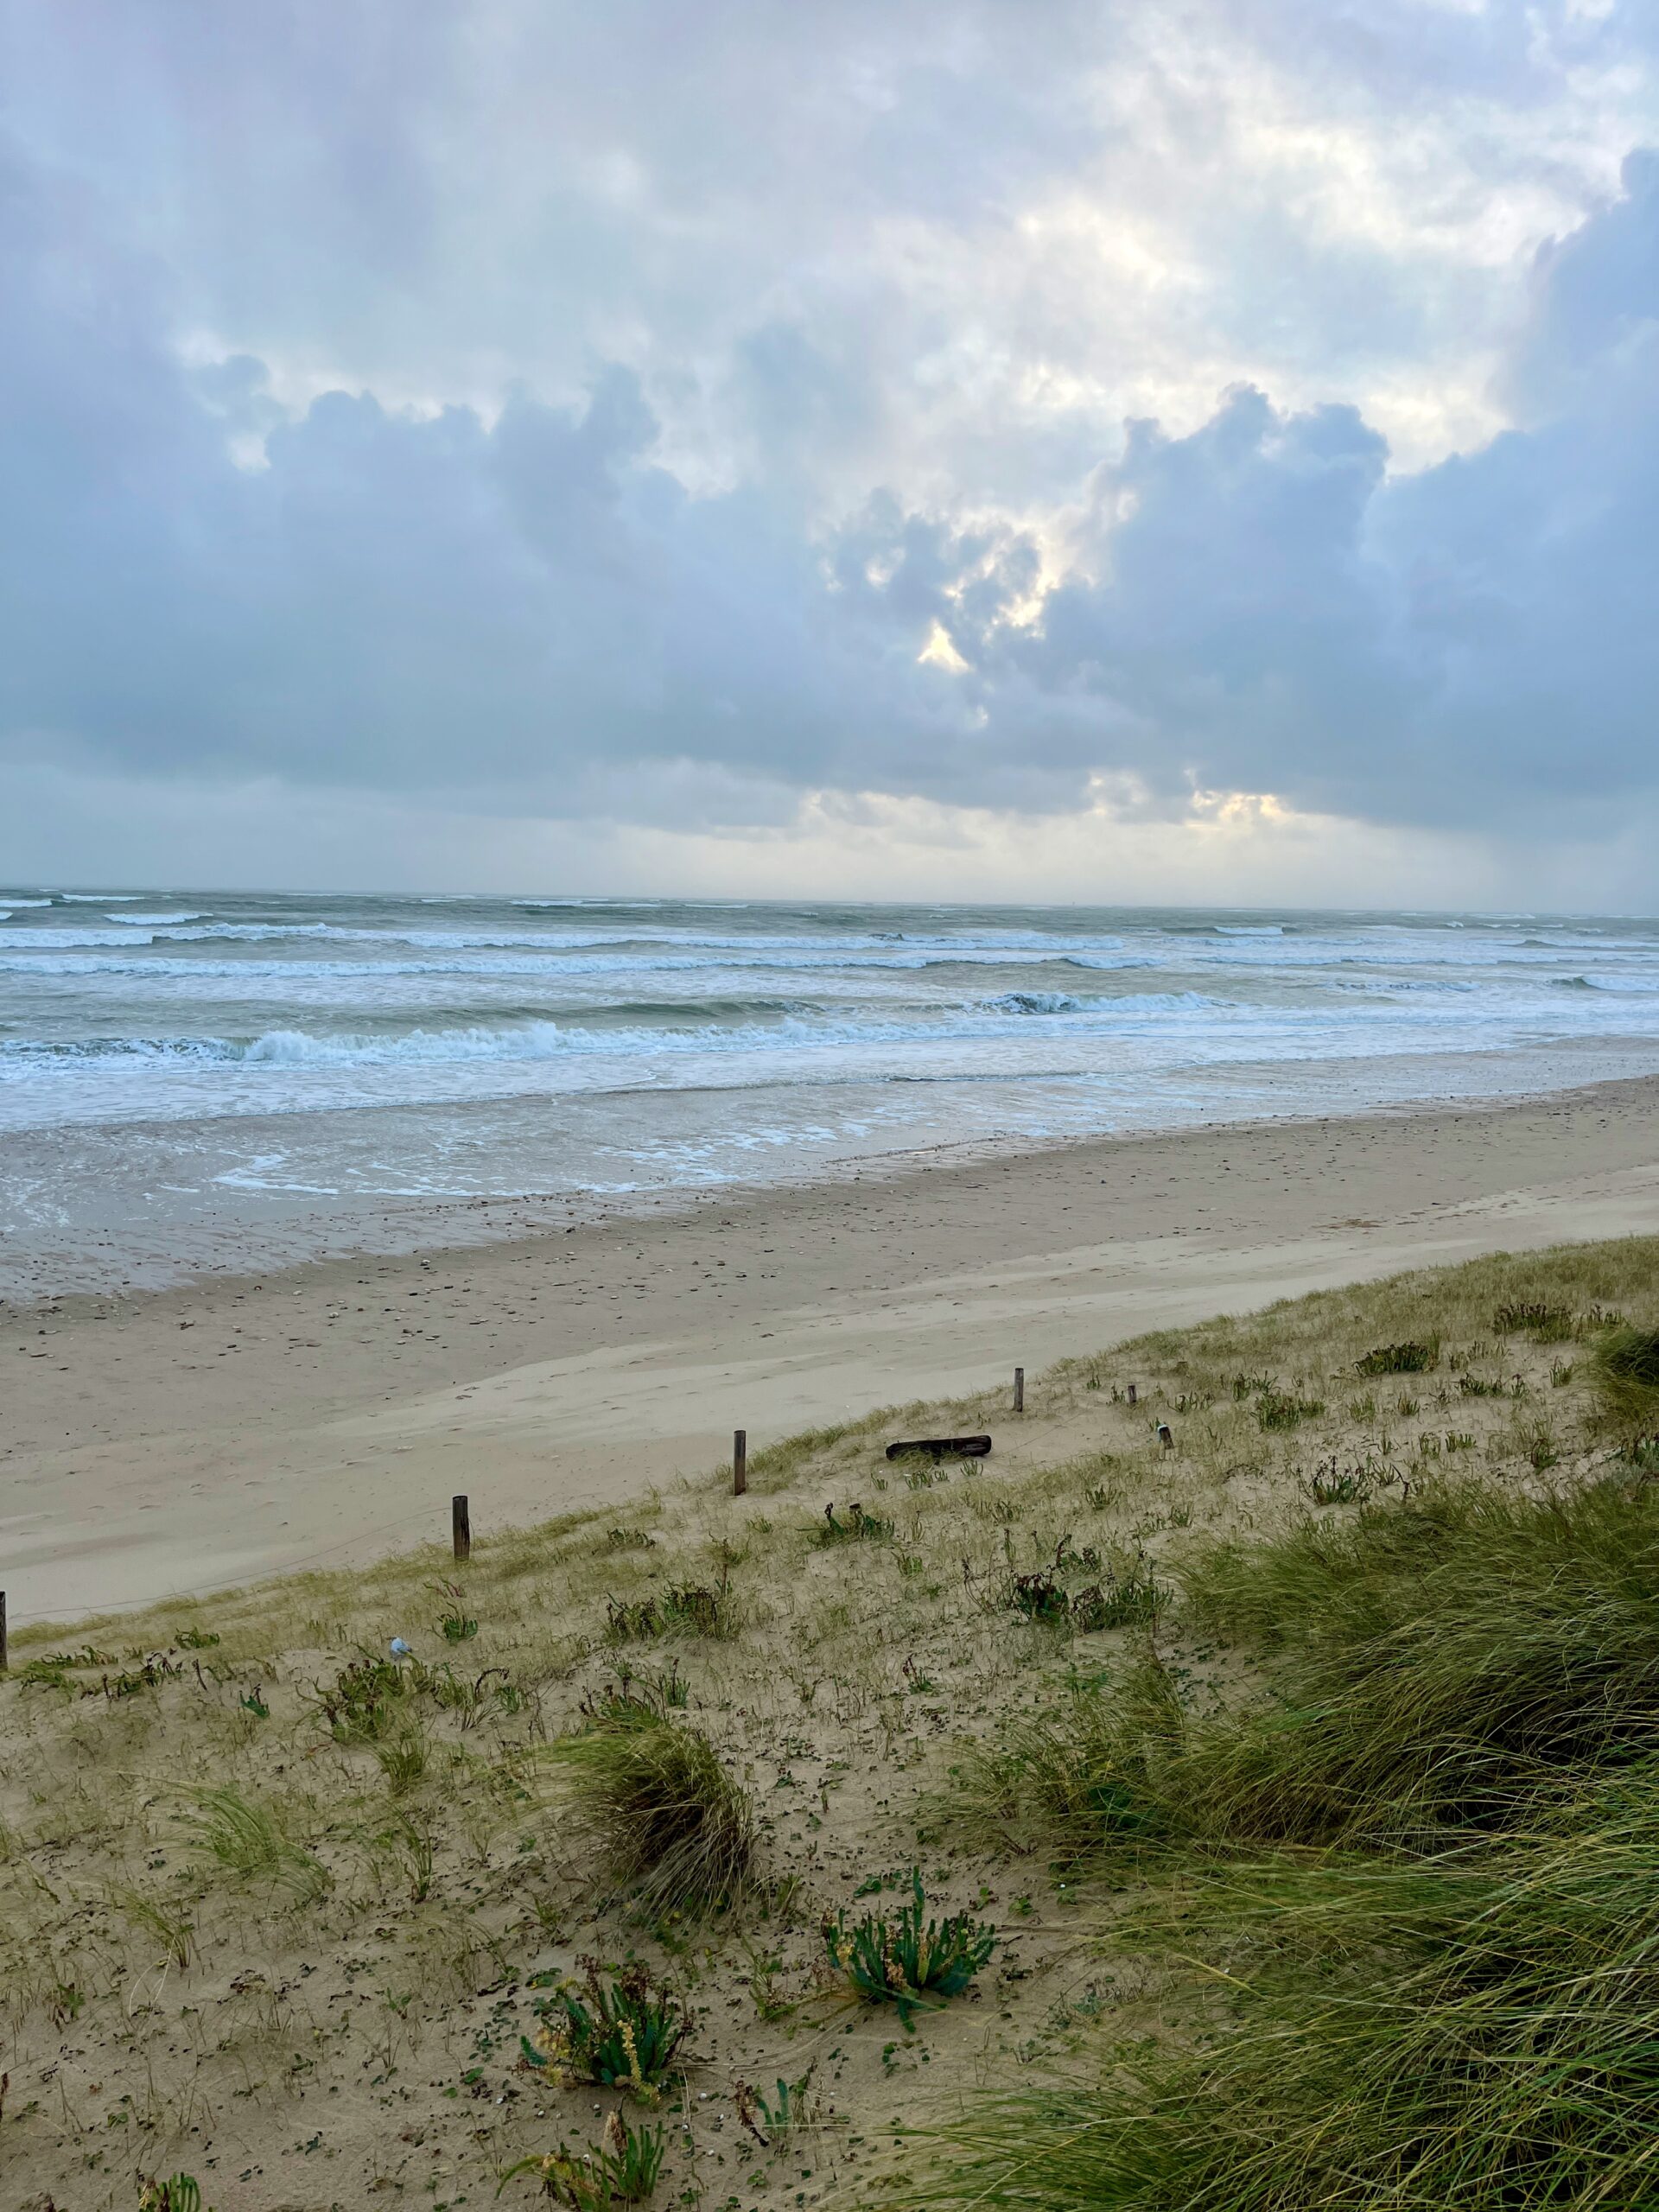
[733,1429,747,1497]
[452,1494,471,1562]
[0,1590,7,1675]
[1014,1367,1025,1414]
[1157,1423,1174,1452]
[1127,1383,1137,1406]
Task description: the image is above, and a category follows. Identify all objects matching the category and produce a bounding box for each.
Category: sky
[3,0,1658,907]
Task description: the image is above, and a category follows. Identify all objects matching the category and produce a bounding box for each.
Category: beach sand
[8,1073,1659,1626]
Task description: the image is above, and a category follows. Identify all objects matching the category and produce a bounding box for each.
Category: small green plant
[1071,1561,1166,1630]
[605,1585,727,1643]
[139,2180,211,2212]
[1521,1421,1562,1471]
[1256,1388,1326,1433]
[550,1698,753,1913]
[238,1686,270,1719]
[42,1644,114,1669]
[499,2108,665,2205]
[742,1944,796,2021]
[316,1652,410,1741]
[174,1624,221,1651]
[377,1812,435,1903]
[823,1871,996,2028]
[430,1579,480,1642]
[1008,1569,1070,1624]
[1459,1372,1510,1399]
[1304,1452,1395,1507]
[1355,1341,1435,1375]
[607,1526,658,1551]
[1493,1300,1580,1340]
[734,2064,819,2145]
[815,1501,893,1545]
[375,1728,429,1795]
[664,1583,724,1635]
[589,1662,688,1717]
[118,1891,195,1969]
[522,1964,688,2101]
[98,1656,181,1700]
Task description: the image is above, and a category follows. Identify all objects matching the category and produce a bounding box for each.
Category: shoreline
[7,1069,1659,1625]
[6,1034,1659,1302]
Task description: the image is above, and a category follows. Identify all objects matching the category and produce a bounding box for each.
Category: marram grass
[546,1690,753,1915]
[881,1467,1659,2212]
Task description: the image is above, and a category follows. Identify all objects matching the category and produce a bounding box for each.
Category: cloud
[1,3,1658,894]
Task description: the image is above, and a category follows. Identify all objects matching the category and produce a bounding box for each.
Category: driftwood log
[885,1434,993,1462]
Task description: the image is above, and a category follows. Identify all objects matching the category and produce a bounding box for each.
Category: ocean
[3,890,1658,1294]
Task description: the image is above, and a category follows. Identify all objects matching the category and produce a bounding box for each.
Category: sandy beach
[8,1072,1659,1627]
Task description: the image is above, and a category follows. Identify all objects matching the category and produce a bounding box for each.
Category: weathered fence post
[452,1494,471,1562]
[733,1429,747,1497]
[1014,1367,1025,1414]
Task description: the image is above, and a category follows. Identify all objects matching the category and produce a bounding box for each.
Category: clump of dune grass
[1166,1472,1659,1844]
[548,1694,753,1914]
[174,1784,330,1903]
[880,1760,1659,2212]
[932,1664,1179,1859]
[886,1467,1659,2212]
[1590,1320,1659,1433]
[939,1473,1659,1862]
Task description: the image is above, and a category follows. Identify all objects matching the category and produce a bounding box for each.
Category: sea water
[3,890,1657,1292]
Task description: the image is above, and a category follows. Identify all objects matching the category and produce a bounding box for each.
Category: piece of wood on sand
[885,1434,993,1462]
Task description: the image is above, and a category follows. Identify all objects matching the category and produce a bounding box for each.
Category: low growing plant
[1355,1340,1435,1376]
[1255,1387,1326,1433]
[823,1870,996,2028]
[815,1501,894,1545]
[499,2109,666,2205]
[430,1578,480,1641]
[605,1585,727,1643]
[316,1651,412,1741]
[522,1963,688,2101]
[138,2180,211,2212]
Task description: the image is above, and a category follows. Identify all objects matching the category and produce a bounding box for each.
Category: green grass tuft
[549,1695,753,1914]
[1591,1322,1659,1432]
